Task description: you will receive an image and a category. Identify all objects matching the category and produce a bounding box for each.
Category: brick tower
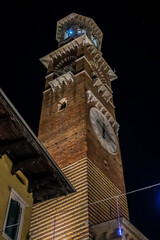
[30,13,148,240]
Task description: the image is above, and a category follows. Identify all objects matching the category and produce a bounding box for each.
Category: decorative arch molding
[53,56,77,77]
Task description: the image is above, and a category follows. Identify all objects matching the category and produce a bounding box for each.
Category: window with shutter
[5,199,21,239]
[2,188,29,240]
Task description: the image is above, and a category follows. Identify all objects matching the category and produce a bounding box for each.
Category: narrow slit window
[58,98,67,112]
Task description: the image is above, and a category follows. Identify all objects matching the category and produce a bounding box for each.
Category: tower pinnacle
[56,13,103,50]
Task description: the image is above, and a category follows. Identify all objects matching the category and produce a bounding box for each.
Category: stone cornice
[48,71,74,92]
[40,35,117,82]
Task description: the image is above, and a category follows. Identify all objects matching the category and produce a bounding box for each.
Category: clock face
[90,107,118,155]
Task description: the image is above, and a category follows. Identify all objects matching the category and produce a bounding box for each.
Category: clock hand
[97,120,113,142]
[97,120,103,128]
[104,127,113,142]
[102,124,117,143]
[102,123,105,139]
[97,120,105,138]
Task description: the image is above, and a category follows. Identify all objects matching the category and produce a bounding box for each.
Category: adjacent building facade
[0,89,74,240]
[0,154,33,240]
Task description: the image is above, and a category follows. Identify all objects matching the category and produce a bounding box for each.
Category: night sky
[1,1,160,239]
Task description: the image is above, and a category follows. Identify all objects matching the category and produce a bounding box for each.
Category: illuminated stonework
[30,13,148,240]
[90,218,149,239]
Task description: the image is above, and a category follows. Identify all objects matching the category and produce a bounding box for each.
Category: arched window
[64,29,74,40]
[77,28,86,36]
[91,34,98,48]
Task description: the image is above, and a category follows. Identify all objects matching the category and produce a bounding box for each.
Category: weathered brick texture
[38,70,125,192]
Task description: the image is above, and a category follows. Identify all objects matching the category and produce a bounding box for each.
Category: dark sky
[1,1,160,239]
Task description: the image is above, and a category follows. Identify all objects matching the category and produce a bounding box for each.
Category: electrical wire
[89,182,160,206]
[51,182,160,238]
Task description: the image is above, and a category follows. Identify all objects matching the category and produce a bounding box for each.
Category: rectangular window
[5,199,21,239]
[2,189,28,240]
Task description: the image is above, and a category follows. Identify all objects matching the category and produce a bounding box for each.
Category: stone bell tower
[30,13,148,240]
